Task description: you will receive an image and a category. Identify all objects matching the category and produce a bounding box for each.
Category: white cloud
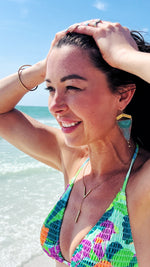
[20,7,29,18]
[93,0,107,11]
[141,28,149,33]
[7,0,30,19]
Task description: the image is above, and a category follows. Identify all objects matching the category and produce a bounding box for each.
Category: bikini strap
[122,143,139,192]
[71,144,139,190]
[70,158,90,185]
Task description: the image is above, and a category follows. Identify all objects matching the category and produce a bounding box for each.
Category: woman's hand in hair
[70,20,150,83]
[69,20,138,69]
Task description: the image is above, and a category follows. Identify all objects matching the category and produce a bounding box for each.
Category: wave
[0,161,51,176]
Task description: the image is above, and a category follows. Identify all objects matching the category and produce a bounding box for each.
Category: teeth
[62,122,79,128]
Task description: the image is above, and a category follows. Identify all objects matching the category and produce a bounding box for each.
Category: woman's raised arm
[0,60,65,171]
[0,60,46,113]
[70,20,150,83]
[115,49,150,84]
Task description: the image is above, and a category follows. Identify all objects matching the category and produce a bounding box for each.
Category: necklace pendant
[75,209,81,223]
[84,189,92,199]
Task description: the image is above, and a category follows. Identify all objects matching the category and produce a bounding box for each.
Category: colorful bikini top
[40,144,139,267]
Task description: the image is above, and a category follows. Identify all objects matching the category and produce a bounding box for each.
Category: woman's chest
[59,182,124,263]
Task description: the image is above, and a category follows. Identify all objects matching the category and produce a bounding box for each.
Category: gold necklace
[75,161,111,223]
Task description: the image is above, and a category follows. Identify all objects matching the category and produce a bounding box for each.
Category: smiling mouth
[61,121,81,128]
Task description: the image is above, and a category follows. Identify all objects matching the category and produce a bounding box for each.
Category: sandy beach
[23,253,56,267]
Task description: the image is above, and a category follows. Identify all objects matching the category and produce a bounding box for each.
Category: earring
[116,113,132,147]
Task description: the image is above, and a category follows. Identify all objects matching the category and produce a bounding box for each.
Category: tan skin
[0,20,150,266]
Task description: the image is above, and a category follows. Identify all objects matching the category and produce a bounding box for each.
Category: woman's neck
[87,132,135,179]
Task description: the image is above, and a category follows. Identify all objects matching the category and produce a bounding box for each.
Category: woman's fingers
[46,29,67,59]
[67,20,138,68]
[46,19,138,70]
[51,30,66,47]
[67,19,103,33]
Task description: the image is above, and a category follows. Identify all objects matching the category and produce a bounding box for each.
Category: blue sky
[1,0,150,106]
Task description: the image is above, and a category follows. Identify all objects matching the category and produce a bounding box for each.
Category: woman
[0,19,150,266]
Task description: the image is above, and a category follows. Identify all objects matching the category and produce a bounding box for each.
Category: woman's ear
[117,84,136,111]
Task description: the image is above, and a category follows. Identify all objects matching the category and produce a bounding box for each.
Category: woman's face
[46,45,120,147]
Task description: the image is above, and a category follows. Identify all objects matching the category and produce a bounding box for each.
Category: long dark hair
[55,31,150,151]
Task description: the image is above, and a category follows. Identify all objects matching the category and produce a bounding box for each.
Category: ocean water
[0,106,64,267]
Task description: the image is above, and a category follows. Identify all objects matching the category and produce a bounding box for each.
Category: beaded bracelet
[18,65,38,91]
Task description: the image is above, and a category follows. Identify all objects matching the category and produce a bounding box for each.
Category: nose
[48,93,68,115]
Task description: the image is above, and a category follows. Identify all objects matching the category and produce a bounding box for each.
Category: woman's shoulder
[127,147,150,238]
[137,147,150,176]
[130,147,150,202]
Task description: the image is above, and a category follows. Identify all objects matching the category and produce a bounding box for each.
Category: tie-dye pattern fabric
[40,145,139,267]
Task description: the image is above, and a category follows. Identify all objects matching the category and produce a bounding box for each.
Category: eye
[66,86,82,91]
[45,86,55,93]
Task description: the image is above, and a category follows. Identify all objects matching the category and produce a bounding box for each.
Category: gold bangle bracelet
[18,65,38,91]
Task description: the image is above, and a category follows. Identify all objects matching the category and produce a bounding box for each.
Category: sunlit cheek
[69,96,92,114]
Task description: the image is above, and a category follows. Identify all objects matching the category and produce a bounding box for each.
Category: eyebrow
[45,74,87,83]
